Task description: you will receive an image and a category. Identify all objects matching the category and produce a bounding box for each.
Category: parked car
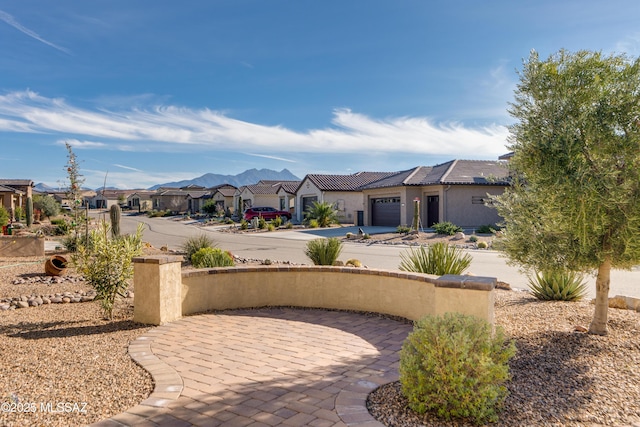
[243,207,291,221]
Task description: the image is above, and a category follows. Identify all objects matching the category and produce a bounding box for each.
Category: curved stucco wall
[133,256,496,326]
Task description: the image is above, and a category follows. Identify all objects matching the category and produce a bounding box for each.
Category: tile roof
[0,184,24,193]
[242,184,281,195]
[361,160,510,189]
[0,179,33,187]
[303,172,396,191]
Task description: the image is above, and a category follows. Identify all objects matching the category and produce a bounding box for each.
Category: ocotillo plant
[110,204,121,238]
[25,197,33,227]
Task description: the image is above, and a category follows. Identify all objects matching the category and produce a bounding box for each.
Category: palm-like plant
[399,242,472,275]
[305,201,338,228]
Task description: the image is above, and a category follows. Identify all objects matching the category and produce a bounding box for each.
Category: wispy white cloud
[113,164,143,172]
[245,153,297,163]
[56,138,106,149]
[0,90,509,158]
[83,168,199,190]
[615,32,640,57]
[0,10,71,55]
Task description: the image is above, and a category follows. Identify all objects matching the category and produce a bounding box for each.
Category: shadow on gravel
[2,320,148,339]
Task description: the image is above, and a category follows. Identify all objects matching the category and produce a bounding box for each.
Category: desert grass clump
[305,237,343,265]
[400,313,516,425]
[181,234,216,261]
[528,269,588,301]
[191,247,235,268]
[399,242,471,275]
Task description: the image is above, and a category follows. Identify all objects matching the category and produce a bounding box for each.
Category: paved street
[116,213,640,299]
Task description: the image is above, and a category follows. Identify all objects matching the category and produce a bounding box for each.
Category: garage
[371,197,401,226]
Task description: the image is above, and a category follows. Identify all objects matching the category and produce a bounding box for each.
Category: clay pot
[45,255,68,276]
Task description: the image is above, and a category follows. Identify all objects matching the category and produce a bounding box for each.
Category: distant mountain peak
[150,168,300,190]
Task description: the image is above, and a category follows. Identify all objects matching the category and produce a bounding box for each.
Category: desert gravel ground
[1,253,640,426]
[0,256,153,427]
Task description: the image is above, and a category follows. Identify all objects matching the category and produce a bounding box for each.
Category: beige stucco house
[360,160,510,228]
[294,172,395,224]
[235,181,300,213]
[0,179,33,221]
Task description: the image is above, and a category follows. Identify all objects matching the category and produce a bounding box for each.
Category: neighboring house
[360,159,510,228]
[151,188,188,212]
[90,189,137,209]
[235,181,301,213]
[185,190,212,214]
[210,184,238,214]
[294,172,396,224]
[0,179,33,221]
[277,182,298,214]
[127,190,155,212]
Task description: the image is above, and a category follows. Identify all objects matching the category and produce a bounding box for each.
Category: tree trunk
[588,257,611,335]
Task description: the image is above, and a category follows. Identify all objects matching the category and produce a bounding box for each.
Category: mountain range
[34,168,301,193]
[149,168,300,190]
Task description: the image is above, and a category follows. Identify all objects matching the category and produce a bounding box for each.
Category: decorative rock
[62,297,71,303]
[0,305,10,310]
[42,297,51,304]
[17,301,29,309]
[453,232,466,240]
[71,297,81,303]
[50,297,62,303]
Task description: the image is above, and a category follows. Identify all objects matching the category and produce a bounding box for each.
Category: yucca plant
[181,234,216,261]
[528,269,588,301]
[305,237,343,265]
[399,242,472,275]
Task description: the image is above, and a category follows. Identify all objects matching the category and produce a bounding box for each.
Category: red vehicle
[243,207,292,221]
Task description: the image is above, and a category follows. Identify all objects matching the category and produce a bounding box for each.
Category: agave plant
[528,269,588,301]
[399,242,472,275]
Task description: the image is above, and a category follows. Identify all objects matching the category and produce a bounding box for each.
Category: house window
[472,196,486,205]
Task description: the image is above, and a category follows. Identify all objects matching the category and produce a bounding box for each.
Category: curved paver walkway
[93,308,412,427]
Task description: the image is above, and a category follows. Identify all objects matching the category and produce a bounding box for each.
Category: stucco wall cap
[435,274,496,291]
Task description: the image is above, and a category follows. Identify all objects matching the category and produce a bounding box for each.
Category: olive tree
[493,50,640,335]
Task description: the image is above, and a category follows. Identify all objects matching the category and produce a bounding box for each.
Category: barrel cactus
[110,204,121,238]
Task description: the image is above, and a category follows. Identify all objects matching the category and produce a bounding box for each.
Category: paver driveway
[93,308,413,427]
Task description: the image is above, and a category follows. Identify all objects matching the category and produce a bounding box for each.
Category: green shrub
[191,247,235,268]
[362,233,371,239]
[51,218,70,235]
[308,219,319,228]
[469,235,478,243]
[285,221,294,229]
[240,219,249,230]
[399,242,472,275]
[475,224,501,234]
[397,225,411,234]
[272,216,283,227]
[14,206,24,221]
[33,194,59,219]
[528,269,588,301]
[267,223,275,231]
[257,217,267,229]
[72,222,144,319]
[0,206,9,227]
[432,221,463,236]
[305,237,343,265]
[63,232,94,253]
[400,313,516,425]
[476,241,488,249]
[181,234,216,261]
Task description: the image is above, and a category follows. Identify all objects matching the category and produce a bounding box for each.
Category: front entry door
[427,196,439,227]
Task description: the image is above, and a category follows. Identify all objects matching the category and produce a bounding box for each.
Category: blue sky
[1,1,639,189]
